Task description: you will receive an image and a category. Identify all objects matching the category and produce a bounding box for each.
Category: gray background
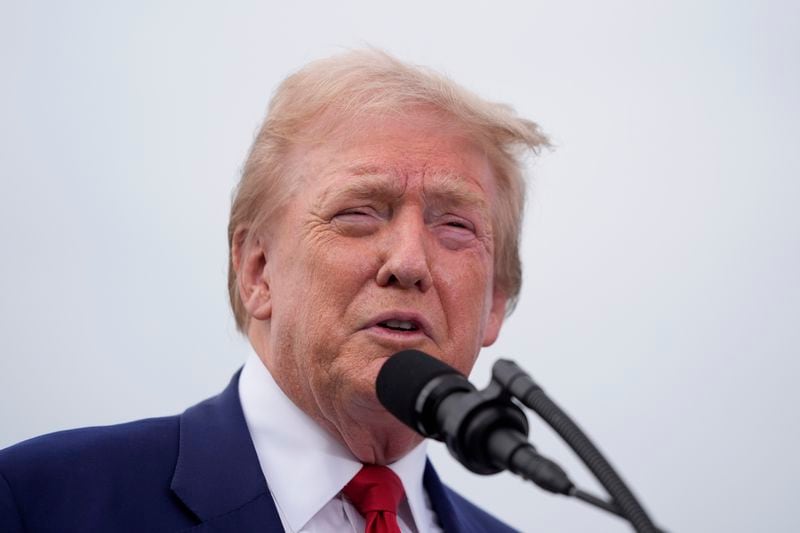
[2,1,798,531]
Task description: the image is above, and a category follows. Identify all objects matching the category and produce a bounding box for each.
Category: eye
[434,215,477,250]
[446,220,470,229]
[334,207,376,220]
[440,216,475,233]
[332,207,382,236]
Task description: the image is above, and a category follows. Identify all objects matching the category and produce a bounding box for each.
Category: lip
[363,310,433,339]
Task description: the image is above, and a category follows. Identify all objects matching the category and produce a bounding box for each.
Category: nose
[376,211,433,292]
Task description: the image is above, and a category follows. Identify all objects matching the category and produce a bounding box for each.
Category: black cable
[570,488,669,533]
[493,360,662,533]
[570,487,625,518]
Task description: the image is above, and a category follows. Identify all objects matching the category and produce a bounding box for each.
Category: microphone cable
[492,359,664,533]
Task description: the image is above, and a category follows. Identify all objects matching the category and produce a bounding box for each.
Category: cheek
[433,253,495,369]
[437,248,494,306]
[273,238,378,341]
[282,227,375,290]
[311,237,382,283]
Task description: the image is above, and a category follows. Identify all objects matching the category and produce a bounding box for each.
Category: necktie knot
[343,465,404,532]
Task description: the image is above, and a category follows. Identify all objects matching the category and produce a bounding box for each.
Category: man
[0,50,548,532]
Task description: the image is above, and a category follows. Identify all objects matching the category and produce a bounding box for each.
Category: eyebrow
[423,172,489,212]
[318,165,489,212]
[316,171,403,207]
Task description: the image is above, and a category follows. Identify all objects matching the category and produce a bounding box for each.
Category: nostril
[376,258,431,291]
[416,277,432,292]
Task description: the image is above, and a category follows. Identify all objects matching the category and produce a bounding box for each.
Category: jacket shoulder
[0,416,194,532]
[0,415,180,477]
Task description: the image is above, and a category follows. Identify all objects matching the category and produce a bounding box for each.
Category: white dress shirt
[239,351,444,533]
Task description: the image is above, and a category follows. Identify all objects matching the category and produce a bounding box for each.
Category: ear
[232,225,272,321]
[481,286,508,347]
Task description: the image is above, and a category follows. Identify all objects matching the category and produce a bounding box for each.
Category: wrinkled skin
[236,111,508,464]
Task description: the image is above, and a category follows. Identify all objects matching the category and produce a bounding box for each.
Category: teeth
[383,319,417,331]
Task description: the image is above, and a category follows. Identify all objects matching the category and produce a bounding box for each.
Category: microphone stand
[489,359,667,533]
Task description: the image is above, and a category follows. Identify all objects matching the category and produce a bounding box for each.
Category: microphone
[376,349,573,494]
[378,350,667,532]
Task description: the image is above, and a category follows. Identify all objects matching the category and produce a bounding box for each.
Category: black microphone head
[376,349,459,431]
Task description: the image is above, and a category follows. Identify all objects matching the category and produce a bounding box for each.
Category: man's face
[249,111,507,462]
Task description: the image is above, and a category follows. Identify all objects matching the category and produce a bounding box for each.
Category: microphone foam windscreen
[376,349,458,431]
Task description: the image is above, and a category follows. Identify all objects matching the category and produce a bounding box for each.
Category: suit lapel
[179,492,284,532]
[424,460,472,533]
[171,371,285,532]
[169,371,490,532]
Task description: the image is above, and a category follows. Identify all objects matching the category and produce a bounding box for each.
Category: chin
[346,421,424,465]
[320,347,427,462]
[337,384,424,463]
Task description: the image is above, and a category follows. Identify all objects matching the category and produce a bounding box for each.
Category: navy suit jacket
[0,372,517,532]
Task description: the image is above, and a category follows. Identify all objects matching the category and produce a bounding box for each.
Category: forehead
[296,112,497,206]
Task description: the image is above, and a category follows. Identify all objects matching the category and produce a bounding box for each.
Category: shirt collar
[238,350,430,532]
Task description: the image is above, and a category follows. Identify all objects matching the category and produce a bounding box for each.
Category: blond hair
[228,49,549,332]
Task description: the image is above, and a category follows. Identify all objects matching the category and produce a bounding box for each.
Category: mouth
[376,319,421,332]
[363,312,432,341]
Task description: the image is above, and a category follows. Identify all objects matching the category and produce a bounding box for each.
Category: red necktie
[343,465,405,533]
